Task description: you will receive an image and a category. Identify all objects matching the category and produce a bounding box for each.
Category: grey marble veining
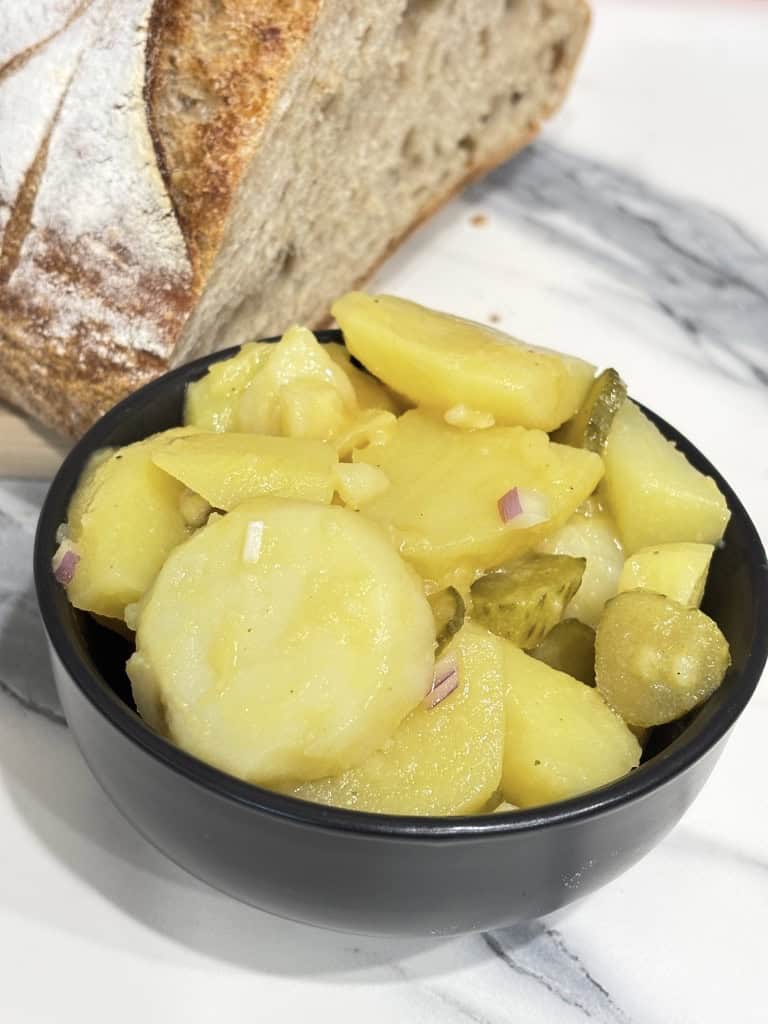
[467,142,768,388]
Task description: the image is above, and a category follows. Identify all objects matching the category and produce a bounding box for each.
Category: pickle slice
[555,368,627,453]
[595,590,731,727]
[428,586,466,655]
[470,554,586,649]
[531,618,595,685]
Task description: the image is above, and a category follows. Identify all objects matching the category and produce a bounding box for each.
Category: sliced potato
[502,644,641,808]
[325,341,402,413]
[152,432,337,510]
[470,554,586,649]
[602,401,730,553]
[333,292,595,430]
[536,502,624,627]
[618,542,714,608]
[595,590,731,727]
[237,325,356,435]
[184,342,271,432]
[284,623,506,815]
[60,428,198,620]
[278,379,348,441]
[354,410,603,587]
[554,368,626,453]
[531,618,596,686]
[127,498,434,785]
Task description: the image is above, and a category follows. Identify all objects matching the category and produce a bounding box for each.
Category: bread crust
[0,0,590,438]
[146,0,322,284]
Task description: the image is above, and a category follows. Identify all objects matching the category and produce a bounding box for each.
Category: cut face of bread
[0,0,589,435]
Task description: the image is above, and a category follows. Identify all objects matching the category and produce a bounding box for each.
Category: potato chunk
[602,401,730,553]
[60,428,197,620]
[285,624,506,815]
[127,499,435,785]
[185,328,357,439]
[536,502,624,627]
[618,542,714,608]
[595,591,730,727]
[333,292,595,430]
[152,432,337,510]
[237,326,356,437]
[502,645,640,808]
[354,410,603,587]
[184,343,271,432]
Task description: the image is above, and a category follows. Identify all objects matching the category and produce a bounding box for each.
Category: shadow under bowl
[34,331,768,937]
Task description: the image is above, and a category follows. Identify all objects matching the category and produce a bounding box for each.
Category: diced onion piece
[334,463,390,510]
[52,540,80,585]
[242,520,265,564]
[125,602,141,632]
[444,404,495,430]
[498,486,550,529]
[179,488,211,528]
[424,654,460,709]
[493,801,520,814]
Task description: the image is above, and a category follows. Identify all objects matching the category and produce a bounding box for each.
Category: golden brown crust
[0,0,591,439]
[146,0,322,284]
[0,318,167,438]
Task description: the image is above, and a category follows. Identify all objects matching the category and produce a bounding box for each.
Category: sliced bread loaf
[0,0,589,435]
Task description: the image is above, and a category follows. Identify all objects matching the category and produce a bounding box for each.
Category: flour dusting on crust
[2,0,192,367]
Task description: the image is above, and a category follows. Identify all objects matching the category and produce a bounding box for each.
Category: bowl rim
[34,331,768,839]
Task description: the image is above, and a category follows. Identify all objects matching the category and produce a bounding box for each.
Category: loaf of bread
[0,0,589,436]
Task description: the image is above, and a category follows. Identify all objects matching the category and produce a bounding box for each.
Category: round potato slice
[127,498,435,785]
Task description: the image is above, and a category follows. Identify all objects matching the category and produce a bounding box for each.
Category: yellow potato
[502,644,641,808]
[285,623,506,815]
[354,410,603,588]
[325,341,402,413]
[278,379,348,441]
[618,542,714,608]
[127,498,435,785]
[237,326,356,435]
[152,432,337,511]
[184,342,271,432]
[537,502,624,627]
[184,328,357,439]
[602,401,730,553]
[61,428,198,620]
[332,292,595,430]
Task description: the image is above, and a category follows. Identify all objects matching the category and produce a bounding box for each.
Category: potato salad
[53,294,732,815]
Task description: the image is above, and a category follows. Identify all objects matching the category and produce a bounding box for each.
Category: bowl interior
[34,331,768,833]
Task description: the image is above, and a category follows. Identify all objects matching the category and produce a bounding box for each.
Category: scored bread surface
[0,0,589,436]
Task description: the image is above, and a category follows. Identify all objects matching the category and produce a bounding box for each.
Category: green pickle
[428,586,466,655]
[555,368,627,453]
[595,590,731,727]
[531,618,596,685]
[470,554,586,649]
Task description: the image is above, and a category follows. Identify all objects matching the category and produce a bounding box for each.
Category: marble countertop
[2,3,766,1021]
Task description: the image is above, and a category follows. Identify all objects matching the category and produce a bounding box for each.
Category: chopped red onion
[424,654,460,709]
[497,486,550,528]
[52,541,80,585]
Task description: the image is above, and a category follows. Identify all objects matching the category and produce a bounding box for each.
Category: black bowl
[34,331,768,936]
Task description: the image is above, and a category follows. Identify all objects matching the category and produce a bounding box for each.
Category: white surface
[1,3,767,1022]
